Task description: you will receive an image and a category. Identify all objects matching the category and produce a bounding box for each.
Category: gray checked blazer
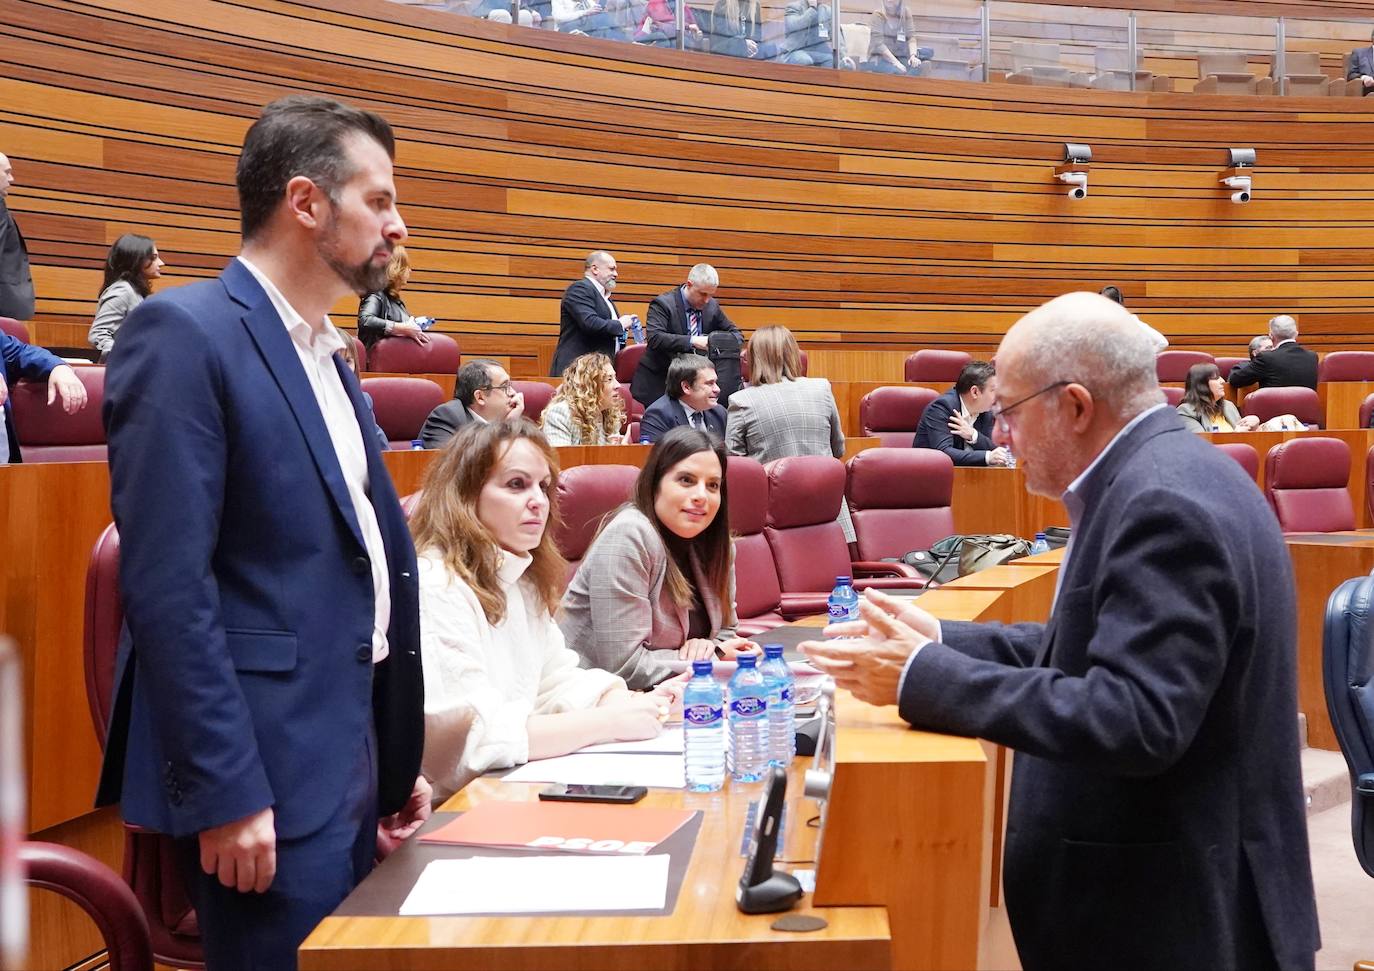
[724,376,844,463]
[559,507,737,690]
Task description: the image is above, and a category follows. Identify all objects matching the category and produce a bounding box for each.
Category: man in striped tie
[630,263,741,407]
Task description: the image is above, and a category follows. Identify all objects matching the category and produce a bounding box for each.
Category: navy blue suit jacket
[636,394,726,443]
[2,330,62,461]
[97,260,424,840]
[912,388,995,466]
[898,407,1319,969]
[551,277,623,377]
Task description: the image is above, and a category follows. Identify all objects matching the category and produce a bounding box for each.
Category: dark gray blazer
[419,399,475,450]
[0,201,35,321]
[552,277,623,377]
[1227,341,1318,391]
[897,406,1319,969]
[1348,46,1374,95]
[630,287,741,405]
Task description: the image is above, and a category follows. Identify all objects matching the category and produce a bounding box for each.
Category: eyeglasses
[989,380,1075,433]
[483,381,514,396]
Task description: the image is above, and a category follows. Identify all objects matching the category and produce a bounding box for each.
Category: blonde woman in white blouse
[409,420,667,802]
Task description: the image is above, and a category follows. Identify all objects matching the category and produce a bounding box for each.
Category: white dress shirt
[589,276,618,318]
[238,256,392,662]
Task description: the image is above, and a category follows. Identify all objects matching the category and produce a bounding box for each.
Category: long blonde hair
[747,326,802,386]
[547,353,625,443]
[409,421,567,625]
[384,245,410,299]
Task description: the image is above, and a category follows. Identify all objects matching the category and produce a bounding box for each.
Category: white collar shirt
[238,256,392,662]
[679,399,706,428]
[1273,338,1296,349]
[588,276,617,317]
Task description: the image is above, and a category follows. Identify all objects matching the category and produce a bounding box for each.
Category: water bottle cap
[763,643,784,658]
[1035,532,1046,540]
[736,653,757,668]
[691,659,713,675]
[834,575,852,585]
[410,439,424,449]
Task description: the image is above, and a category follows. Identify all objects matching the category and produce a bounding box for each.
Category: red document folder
[420,800,696,855]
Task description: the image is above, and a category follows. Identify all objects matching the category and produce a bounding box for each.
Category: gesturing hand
[946,410,977,443]
[200,806,276,893]
[801,596,931,707]
[377,775,433,860]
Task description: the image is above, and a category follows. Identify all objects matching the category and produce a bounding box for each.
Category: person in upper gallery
[356,244,431,350]
[630,263,741,406]
[1227,314,1319,391]
[541,352,626,446]
[632,0,704,47]
[801,291,1320,971]
[706,0,779,60]
[0,152,35,323]
[637,354,726,444]
[780,0,837,67]
[88,234,165,362]
[913,360,1013,466]
[864,0,921,75]
[1176,362,1260,433]
[1347,26,1374,96]
[551,0,626,41]
[410,420,671,802]
[561,426,758,690]
[419,358,526,449]
[551,250,640,378]
[1099,284,1168,352]
[1248,334,1273,361]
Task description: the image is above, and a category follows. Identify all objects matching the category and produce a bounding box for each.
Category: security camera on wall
[1057,171,1088,199]
[1055,144,1092,201]
[1220,148,1256,204]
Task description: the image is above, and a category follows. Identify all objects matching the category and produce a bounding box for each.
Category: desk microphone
[736,766,803,914]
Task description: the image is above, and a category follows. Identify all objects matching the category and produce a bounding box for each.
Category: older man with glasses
[419,358,525,449]
[804,291,1319,971]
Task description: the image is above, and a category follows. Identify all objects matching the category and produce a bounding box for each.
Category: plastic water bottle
[827,576,859,624]
[629,315,644,343]
[1030,532,1050,556]
[727,654,769,783]
[760,644,795,768]
[683,660,725,792]
[1004,448,1017,469]
[410,438,425,450]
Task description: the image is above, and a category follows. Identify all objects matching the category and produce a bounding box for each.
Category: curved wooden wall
[2,0,1373,381]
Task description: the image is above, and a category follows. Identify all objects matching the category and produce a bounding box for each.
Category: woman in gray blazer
[1176,362,1260,433]
[560,427,757,690]
[88,234,162,361]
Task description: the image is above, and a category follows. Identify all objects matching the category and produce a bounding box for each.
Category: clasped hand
[799,588,937,707]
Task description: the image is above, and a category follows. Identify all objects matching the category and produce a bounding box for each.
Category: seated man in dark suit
[630,263,742,406]
[420,358,524,449]
[550,250,639,377]
[1227,314,1318,390]
[1348,29,1374,96]
[913,360,1010,467]
[637,354,726,444]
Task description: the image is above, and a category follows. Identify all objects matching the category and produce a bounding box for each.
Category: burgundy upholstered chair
[763,455,918,619]
[84,525,206,968]
[0,316,29,342]
[360,377,446,448]
[1161,386,1185,408]
[1360,393,1374,431]
[1319,351,1374,383]
[1215,357,1246,380]
[903,349,971,383]
[625,421,641,444]
[364,332,460,375]
[1242,387,1323,429]
[614,342,647,383]
[9,365,107,461]
[615,383,645,423]
[1263,437,1355,533]
[845,448,955,564]
[22,841,154,971]
[858,386,940,447]
[511,380,556,425]
[741,349,808,384]
[1155,350,1215,383]
[551,464,638,578]
[1213,442,1260,482]
[725,456,785,636]
[1368,446,1374,526]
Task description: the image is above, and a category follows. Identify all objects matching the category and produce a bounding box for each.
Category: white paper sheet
[577,726,685,755]
[399,854,670,915]
[504,752,685,788]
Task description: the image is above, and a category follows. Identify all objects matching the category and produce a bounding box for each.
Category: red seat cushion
[360,377,446,446]
[1243,387,1323,428]
[1319,351,1374,383]
[9,365,106,461]
[365,333,460,374]
[1264,437,1355,533]
[903,350,970,383]
[1213,442,1259,482]
[614,343,647,383]
[512,381,556,425]
[859,387,940,441]
[552,465,639,569]
[1155,351,1215,383]
[763,456,853,595]
[726,456,783,622]
[846,448,955,561]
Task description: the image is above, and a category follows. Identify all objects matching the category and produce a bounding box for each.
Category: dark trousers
[179,734,376,970]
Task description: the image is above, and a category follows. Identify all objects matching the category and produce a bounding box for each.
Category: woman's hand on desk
[716,637,761,658]
[602,694,667,740]
[678,638,717,661]
[1237,415,1261,431]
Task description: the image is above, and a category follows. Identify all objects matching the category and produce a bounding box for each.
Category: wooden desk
[1323,381,1374,431]
[940,563,1059,626]
[952,468,1069,538]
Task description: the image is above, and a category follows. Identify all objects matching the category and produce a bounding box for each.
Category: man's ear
[284,175,325,231]
[1065,383,1095,431]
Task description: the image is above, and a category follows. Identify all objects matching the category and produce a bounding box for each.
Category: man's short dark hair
[665,354,713,400]
[236,95,396,241]
[954,361,996,396]
[456,359,501,407]
[1100,285,1124,305]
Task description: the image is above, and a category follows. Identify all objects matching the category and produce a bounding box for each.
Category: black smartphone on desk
[538,784,647,804]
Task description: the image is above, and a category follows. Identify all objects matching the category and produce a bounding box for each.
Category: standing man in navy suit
[630,263,742,406]
[100,96,430,969]
[804,293,1319,970]
[636,354,727,443]
[912,360,1011,466]
[551,250,639,376]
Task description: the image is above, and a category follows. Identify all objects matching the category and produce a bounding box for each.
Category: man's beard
[318,215,391,295]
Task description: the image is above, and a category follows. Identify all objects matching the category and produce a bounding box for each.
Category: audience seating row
[358,333,461,375]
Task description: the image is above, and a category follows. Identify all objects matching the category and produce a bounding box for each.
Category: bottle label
[685,703,722,726]
[827,601,849,621]
[779,686,792,705]
[730,696,767,718]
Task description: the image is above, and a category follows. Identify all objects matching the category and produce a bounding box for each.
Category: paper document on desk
[504,752,685,788]
[399,854,670,915]
[577,726,684,755]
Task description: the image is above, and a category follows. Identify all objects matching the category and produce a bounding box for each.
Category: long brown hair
[632,427,732,617]
[1180,362,1224,424]
[747,326,802,386]
[409,421,567,625]
[384,245,410,299]
[547,352,625,443]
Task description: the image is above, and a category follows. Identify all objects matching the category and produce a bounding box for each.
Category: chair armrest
[851,560,922,579]
[853,576,930,592]
[778,593,830,620]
